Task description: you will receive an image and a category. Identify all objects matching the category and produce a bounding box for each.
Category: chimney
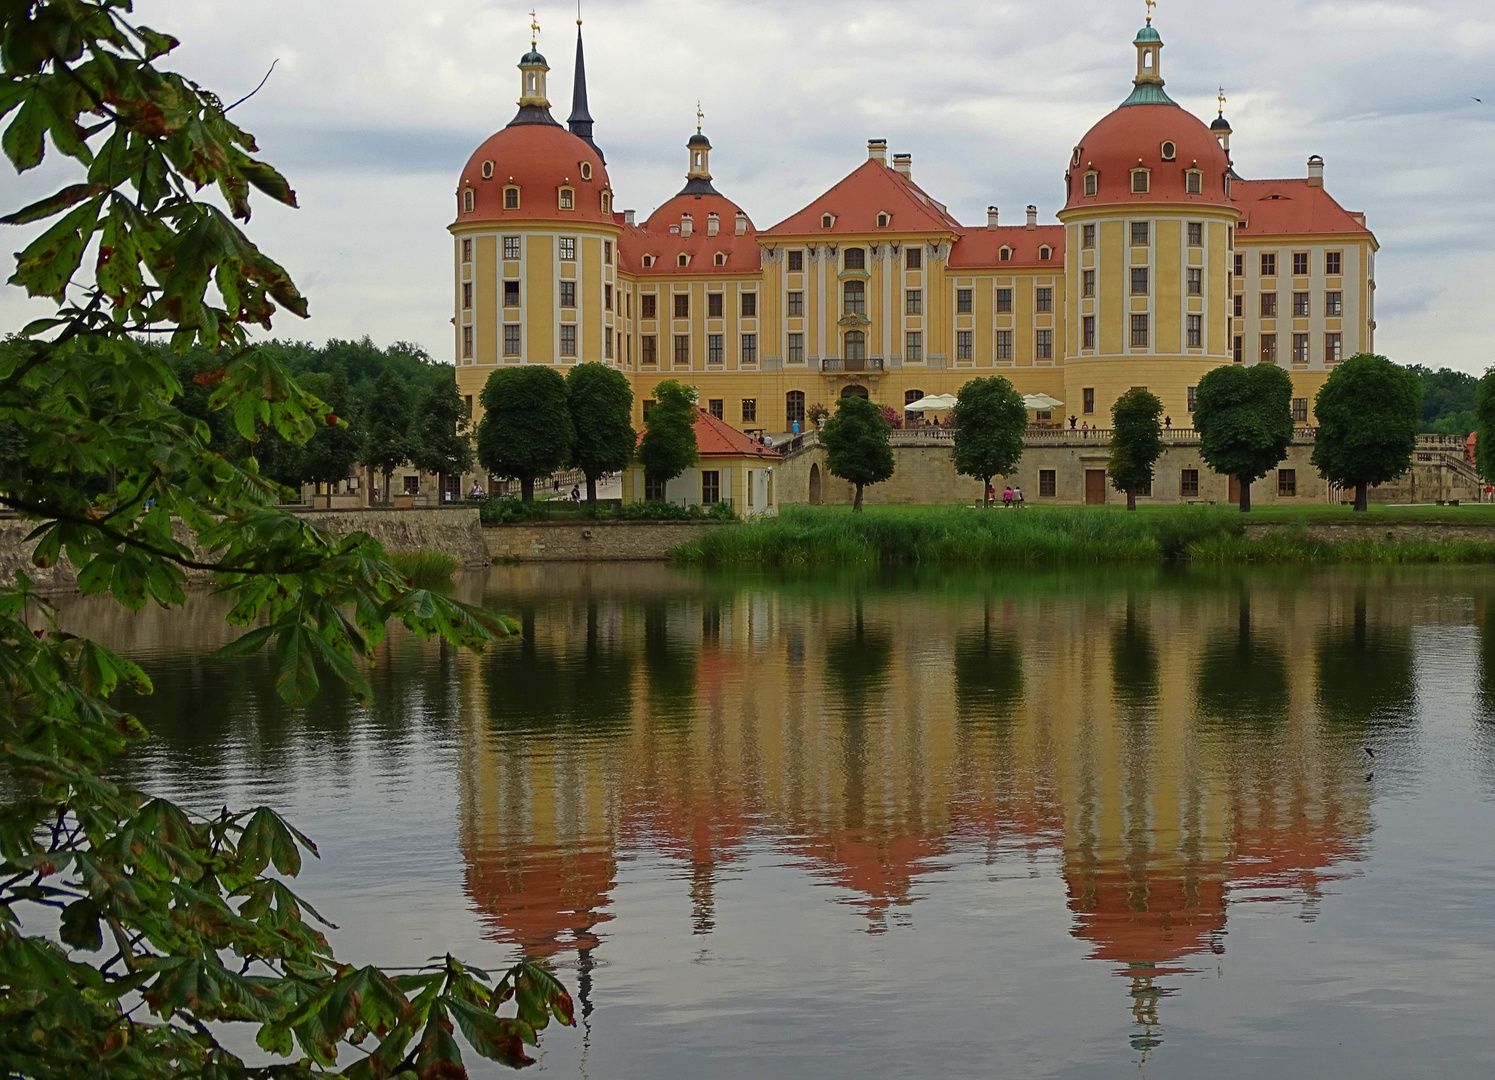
[987,206,999,230]
[892,153,912,177]
[867,139,888,165]
[681,213,693,237]
[1307,155,1324,187]
[669,224,680,236]
[735,211,748,236]
[1025,204,1037,230]
[707,212,719,236]
[623,209,636,226]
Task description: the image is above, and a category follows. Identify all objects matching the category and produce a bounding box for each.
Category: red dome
[454,123,614,227]
[623,192,760,275]
[1065,103,1233,210]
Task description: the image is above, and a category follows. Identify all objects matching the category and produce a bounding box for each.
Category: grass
[671,504,1495,568]
[480,498,735,525]
[386,549,460,585]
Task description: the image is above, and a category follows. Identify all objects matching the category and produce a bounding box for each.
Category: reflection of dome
[456,125,612,226]
[1066,105,1233,210]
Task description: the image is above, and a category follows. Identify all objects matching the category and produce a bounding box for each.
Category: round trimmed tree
[951,376,1026,507]
[1194,363,1295,512]
[1311,353,1421,511]
[1108,386,1164,511]
[476,365,574,501]
[566,362,636,502]
[821,394,894,512]
[636,379,699,497]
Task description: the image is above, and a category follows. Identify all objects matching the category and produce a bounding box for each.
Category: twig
[224,59,278,113]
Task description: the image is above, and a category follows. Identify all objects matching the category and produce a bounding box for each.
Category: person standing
[1015,486,1025,508]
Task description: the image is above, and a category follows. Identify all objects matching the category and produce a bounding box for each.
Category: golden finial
[1217,86,1227,116]
[530,9,540,47]
[1145,0,1156,24]
[696,101,704,134]
[576,0,582,26]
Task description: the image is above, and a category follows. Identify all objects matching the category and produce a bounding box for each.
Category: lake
[74,564,1495,1078]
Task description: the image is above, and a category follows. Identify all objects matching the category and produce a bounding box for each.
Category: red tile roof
[949,224,1066,269]
[1065,102,1234,211]
[763,159,962,237]
[617,192,761,276]
[1230,179,1374,239]
[635,408,778,460]
[454,123,614,228]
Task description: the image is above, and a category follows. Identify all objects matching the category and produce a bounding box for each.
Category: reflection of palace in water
[456,567,1415,1047]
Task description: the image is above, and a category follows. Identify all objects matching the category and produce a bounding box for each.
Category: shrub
[386,549,460,584]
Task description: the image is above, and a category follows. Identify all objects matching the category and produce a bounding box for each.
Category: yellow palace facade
[450,15,1377,439]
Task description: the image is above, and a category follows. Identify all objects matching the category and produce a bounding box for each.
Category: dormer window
[1131,169,1150,194]
[1186,169,1203,195]
[714,252,726,266]
[481,160,494,180]
[1039,245,1052,260]
[1224,173,1232,197]
[462,188,474,213]
[559,187,574,210]
[876,211,890,228]
[999,246,1011,262]
[1071,146,1083,168]
[642,254,656,268]
[821,213,834,229]
[580,162,593,181]
[1084,171,1098,197]
[678,253,690,267]
[601,191,611,214]
[504,186,520,210]
[1161,141,1177,161]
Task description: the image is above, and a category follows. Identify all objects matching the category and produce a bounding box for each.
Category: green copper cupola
[1120,9,1177,107]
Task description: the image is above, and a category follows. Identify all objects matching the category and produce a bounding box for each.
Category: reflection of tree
[482,601,635,735]
[1476,599,1495,720]
[1195,597,1289,725]
[823,605,893,831]
[1111,600,1159,712]
[1315,591,1414,727]
[954,619,1023,723]
[643,601,697,724]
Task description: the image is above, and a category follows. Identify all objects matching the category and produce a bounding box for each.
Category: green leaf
[273,625,320,705]
[207,625,275,662]
[8,195,103,299]
[3,94,46,171]
[0,182,108,225]
[239,807,303,877]
[58,898,104,952]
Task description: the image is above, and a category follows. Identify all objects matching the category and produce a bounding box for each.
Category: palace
[450,13,1376,452]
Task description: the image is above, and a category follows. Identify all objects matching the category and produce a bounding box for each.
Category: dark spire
[567,21,603,161]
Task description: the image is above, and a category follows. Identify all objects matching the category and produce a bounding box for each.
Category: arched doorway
[808,462,822,505]
[840,384,869,399]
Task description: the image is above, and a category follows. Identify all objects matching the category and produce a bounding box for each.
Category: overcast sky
[4,0,1492,371]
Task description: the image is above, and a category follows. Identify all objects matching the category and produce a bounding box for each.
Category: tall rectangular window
[787,333,804,364]
[605,284,613,311]
[673,335,690,365]
[708,334,723,364]
[1131,314,1149,348]
[1083,270,1096,297]
[788,250,804,272]
[1292,333,1309,364]
[996,331,1013,359]
[1187,386,1198,412]
[1187,314,1202,347]
[1035,329,1053,360]
[644,476,665,502]
[504,281,520,307]
[560,237,576,260]
[708,399,723,419]
[1278,469,1297,497]
[843,280,865,315]
[741,399,757,422]
[1083,224,1097,248]
[905,331,922,361]
[786,391,805,427]
[604,240,612,265]
[1233,335,1243,363]
[906,247,922,269]
[560,325,577,357]
[1293,252,1309,276]
[957,288,973,314]
[741,293,757,317]
[906,289,922,314]
[1131,267,1149,295]
[1326,291,1343,317]
[605,328,614,359]
[1188,268,1202,295]
[1131,221,1150,245]
[957,331,973,360]
[1082,316,1096,348]
[1083,388,1095,414]
[1260,333,1278,364]
[462,238,473,263]
[641,335,657,364]
[502,236,519,260]
[708,293,723,318]
[641,294,657,319]
[996,288,1013,313]
[462,282,472,309]
[701,471,720,505]
[674,294,689,318]
[1325,251,1342,275]
[1325,332,1343,364]
[462,326,473,358]
[1293,291,1310,316]
[1132,171,1150,194]
[1260,252,1276,276]
[503,325,521,356]
[1181,469,1199,498]
[1233,294,1243,318]
[560,281,576,307]
[1036,287,1053,313]
[1039,470,1057,497]
[741,334,757,364]
[504,188,519,210]
[1188,222,1203,246]
[1234,253,1244,276]
[1186,171,1202,194]
[1260,292,1277,318]
[788,291,804,316]
[1292,398,1309,423]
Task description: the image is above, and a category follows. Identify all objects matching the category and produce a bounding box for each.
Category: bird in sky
[1476,97,1484,103]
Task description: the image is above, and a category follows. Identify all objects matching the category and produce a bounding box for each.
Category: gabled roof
[1230,179,1375,240]
[764,159,962,237]
[949,225,1066,269]
[693,408,778,459]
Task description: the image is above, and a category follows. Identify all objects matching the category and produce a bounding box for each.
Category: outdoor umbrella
[1022,393,1065,410]
[905,393,958,411]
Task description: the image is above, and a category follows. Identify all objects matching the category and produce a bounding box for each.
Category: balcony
[821,356,884,373]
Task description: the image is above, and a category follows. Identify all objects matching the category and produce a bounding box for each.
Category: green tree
[636,379,699,496]
[1475,369,1495,482]
[1193,363,1295,511]
[361,367,414,504]
[951,376,1026,507]
[0,4,572,1077]
[566,362,635,502]
[477,365,573,501]
[821,395,895,512]
[411,371,475,499]
[300,366,363,487]
[1108,386,1165,511]
[1311,353,1421,511]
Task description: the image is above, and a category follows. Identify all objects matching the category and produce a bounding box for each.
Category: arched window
[999,246,1011,262]
[462,188,474,213]
[786,390,806,428]
[904,387,925,426]
[821,213,834,229]
[840,383,868,399]
[481,160,494,179]
[580,162,592,181]
[843,279,865,315]
[601,191,611,214]
[559,187,574,210]
[876,212,890,228]
[1039,245,1052,260]
[504,186,520,210]
[843,247,866,270]
[714,252,726,266]
[844,330,866,362]
[1131,169,1150,194]
[1185,169,1203,195]
[678,253,689,267]
[1084,171,1098,197]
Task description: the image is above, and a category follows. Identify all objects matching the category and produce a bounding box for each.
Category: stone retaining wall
[484,520,720,562]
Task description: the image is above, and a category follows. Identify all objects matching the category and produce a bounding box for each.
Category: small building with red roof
[621,406,780,515]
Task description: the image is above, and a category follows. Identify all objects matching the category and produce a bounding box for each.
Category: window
[708,398,723,419]
[602,284,612,312]
[1277,469,1297,497]
[504,325,521,356]
[1083,387,1095,414]
[604,240,612,265]
[788,291,804,316]
[560,325,577,357]
[905,332,922,360]
[1000,247,1011,262]
[1131,267,1149,295]
[559,188,574,210]
[1260,252,1276,277]
[708,334,723,364]
[462,189,474,213]
[1083,224,1097,248]
[1084,172,1098,197]
[1325,332,1343,364]
[642,255,655,268]
[786,391,806,428]
[844,247,866,271]
[1233,335,1243,363]
[673,335,689,365]
[701,471,721,505]
[504,186,520,210]
[462,238,473,262]
[1131,221,1150,246]
[1131,169,1150,193]
[844,330,866,362]
[1187,386,1198,412]
[1187,314,1202,347]
[906,289,922,315]
[1185,170,1202,195]
[1260,292,1278,318]
[641,335,657,364]
[1039,470,1057,497]
[462,282,472,309]
[708,293,723,318]
[996,288,1013,313]
[906,247,922,270]
[462,326,473,358]
[742,398,757,422]
[843,280,865,315]
[1036,287,1053,313]
[1161,140,1177,161]
[1082,270,1096,297]
[1325,251,1342,276]
[877,212,890,228]
[1082,315,1096,348]
[1035,329,1052,360]
[821,214,834,229]
[1188,222,1203,246]
[1233,294,1244,318]
[400,475,420,496]
[904,388,924,424]
[957,331,973,360]
[1293,291,1310,317]
[560,237,576,260]
[1292,252,1309,276]
[481,160,495,181]
[788,250,804,272]
[788,333,804,364]
[674,294,689,318]
[644,476,665,502]
[560,281,576,307]
[627,293,632,317]
[742,293,757,317]
[1292,398,1309,423]
[605,328,614,359]
[677,254,689,267]
[1234,253,1244,277]
[1260,333,1278,364]
[1181,469,1199,498]
[1326,291,1343,317]
[463,395,473,420]
[957,288,973,313]
[996,331,1013,359]
[741,333,757,364]
[1131,314,1149,347]
[642,295,657,319]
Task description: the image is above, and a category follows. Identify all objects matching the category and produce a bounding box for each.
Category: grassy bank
[386,549,460,584]
[671,505,1495,568]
